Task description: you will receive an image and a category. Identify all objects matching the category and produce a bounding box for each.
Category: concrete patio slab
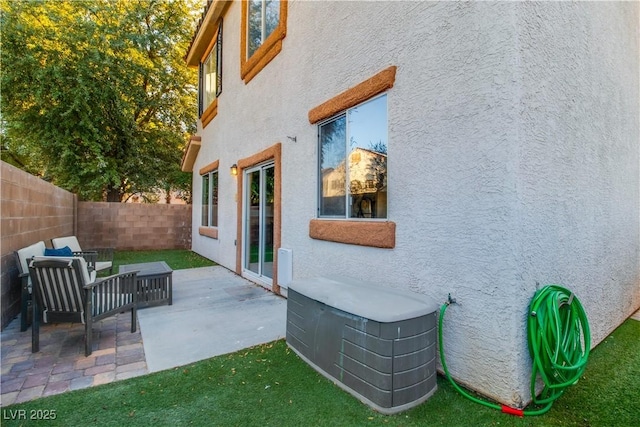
[137,266,287,372]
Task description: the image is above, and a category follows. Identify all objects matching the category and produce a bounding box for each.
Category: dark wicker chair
[29,257,138,356]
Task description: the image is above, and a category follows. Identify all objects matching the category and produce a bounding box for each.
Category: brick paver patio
[1,313,147,406]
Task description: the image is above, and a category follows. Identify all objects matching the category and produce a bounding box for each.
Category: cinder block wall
[77,202,191,251]
[1,161,76,328]
[1,161,193,330]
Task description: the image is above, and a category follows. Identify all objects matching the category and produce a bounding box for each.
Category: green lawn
[111,249,216,272]
[4,250,639,426]
[2,314,638,426]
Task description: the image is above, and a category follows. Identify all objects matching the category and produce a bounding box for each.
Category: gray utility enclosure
[286,277,439,414]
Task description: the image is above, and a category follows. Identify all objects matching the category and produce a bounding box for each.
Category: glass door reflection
[244,163,274,281]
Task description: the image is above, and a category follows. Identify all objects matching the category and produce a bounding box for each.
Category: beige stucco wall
[509,2,640,396]
[189,1,639,406]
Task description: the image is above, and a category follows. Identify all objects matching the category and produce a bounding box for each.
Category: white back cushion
[16,241,46,275]
[52,236,82,252]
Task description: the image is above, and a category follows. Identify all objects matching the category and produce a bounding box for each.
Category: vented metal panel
[286,277,438,414]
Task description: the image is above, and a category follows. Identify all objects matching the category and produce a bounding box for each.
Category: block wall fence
[0,161,192,329]
[1,162,75,328]
[77,202,191,251]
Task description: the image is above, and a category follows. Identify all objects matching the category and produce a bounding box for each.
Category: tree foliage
[1,0,198,201]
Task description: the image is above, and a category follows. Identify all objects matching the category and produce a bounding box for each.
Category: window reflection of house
[322,147,387,218]
[318,94,388,218]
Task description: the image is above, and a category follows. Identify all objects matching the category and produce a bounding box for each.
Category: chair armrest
[72,251,98,270]
[73,250,98,257]
[85,271,138,317]
[19,271,30,288]
[86,247,115,262]
[86,270,138,288]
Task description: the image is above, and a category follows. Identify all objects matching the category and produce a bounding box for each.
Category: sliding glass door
[243,162,274,282]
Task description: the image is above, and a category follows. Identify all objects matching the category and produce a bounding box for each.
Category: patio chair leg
[85,318,93,357]
[131,306,137,333]
[31,299,39,353]
[20,294,29,332]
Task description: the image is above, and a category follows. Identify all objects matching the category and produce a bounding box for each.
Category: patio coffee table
[119,261,173,308]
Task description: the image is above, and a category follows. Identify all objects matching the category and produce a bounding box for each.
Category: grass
[3,322,638,426]
[3,250,639,425]
[110,249,216,272]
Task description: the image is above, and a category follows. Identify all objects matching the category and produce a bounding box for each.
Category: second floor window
[247,0,279,58]
[199,20,223,117]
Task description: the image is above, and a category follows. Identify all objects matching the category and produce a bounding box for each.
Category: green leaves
[1,0,198,201]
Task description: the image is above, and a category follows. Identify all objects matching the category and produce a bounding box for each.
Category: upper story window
[248,0,279,58]
[200,47,219,113]
[241,1,287,84]
[199,20,223,126]
[318,94,388,219]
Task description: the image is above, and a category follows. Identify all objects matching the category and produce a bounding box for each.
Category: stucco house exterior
[182,0,639,408]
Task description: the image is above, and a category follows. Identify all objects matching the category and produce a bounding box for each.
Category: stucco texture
[189,1,639,407]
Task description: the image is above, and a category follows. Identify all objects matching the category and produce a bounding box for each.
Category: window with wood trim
[199,19,223,121]
[308,67,396,248]
[201,170,218,228]
[241,0,287,83]
[248,0,279,57]
[318,94,388,219]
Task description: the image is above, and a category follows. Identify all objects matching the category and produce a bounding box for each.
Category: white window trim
[202,170,218,228]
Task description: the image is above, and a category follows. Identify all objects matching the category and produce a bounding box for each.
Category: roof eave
[181,136,202,172]
[185,0,232,67]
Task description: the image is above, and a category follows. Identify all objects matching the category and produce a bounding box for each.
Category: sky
[348,94,388,152]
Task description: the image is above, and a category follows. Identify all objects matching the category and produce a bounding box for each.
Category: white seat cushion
[95,261,113,273]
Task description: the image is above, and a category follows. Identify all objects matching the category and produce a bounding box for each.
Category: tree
[1,0,198,202]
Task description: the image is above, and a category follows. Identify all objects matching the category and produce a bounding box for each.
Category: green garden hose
[438,285,590,417]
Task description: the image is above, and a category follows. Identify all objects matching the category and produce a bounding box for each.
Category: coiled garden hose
[438,285,590,417]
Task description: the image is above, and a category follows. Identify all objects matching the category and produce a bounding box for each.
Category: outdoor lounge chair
[52,236,114,275]
[29,257,138,356]
[14,241,47,331]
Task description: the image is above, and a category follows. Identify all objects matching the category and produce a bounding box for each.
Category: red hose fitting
[501,405,524,417]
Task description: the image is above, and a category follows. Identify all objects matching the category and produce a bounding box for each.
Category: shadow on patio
[0,266,286,406]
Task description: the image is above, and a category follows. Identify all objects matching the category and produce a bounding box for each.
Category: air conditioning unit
[286,276,438,414]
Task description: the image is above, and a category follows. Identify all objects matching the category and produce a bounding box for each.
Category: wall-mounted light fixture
[230,164,238,176]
